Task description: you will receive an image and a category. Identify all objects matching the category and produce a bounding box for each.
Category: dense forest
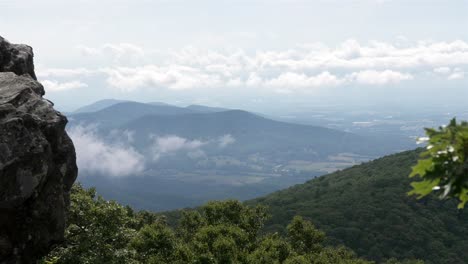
[42,184,425,264]
[248,149,468,264]
[42,185,375,263]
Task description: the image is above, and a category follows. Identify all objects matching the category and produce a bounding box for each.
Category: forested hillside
[42,149,468,263]
[249,150,468,264]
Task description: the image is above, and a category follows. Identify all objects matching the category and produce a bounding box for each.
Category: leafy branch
[409,118,468,208]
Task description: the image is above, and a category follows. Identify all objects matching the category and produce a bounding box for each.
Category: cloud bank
[68,125,238,176]
[349,70,413,85]
[39,39,468,94]
[68,126,145,177]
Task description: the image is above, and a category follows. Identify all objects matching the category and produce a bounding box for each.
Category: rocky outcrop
[0,37,77,263]
[0,37,36,81]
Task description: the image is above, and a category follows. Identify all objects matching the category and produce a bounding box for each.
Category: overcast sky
[1,0,467,113]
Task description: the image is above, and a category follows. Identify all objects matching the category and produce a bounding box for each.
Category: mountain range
[68,100,415,211]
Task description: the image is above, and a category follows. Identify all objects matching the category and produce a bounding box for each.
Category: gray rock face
[0,38,77,263]
[0,37,36,80]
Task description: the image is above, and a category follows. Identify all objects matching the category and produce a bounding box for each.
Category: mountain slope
[122,110,407,157]
[249,149,468,264]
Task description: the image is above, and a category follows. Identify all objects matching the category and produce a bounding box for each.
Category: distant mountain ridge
[73,99,230,114]
[186,104,229,113]
[73,99,131,113]
[70,101,196,128]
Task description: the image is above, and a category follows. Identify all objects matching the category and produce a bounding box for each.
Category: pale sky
[1,0,467,112]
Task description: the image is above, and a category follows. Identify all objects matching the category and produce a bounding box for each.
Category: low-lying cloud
[68,125,145,177]
[218,134,236,148]
[150,135,207,160]
[150,134,237,160]
[68,126,238,175]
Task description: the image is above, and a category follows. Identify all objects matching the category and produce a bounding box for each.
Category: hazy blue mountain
[148,101,172,106]
[185,104,229,113]
[73,99,131,113]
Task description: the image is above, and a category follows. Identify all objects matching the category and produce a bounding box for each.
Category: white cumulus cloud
[348,70,413,85]
[101,65,222,92]
[264,71,343,89]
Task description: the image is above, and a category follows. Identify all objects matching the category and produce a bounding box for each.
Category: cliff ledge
[0,37,77,263]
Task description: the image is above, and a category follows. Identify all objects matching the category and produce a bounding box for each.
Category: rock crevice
[0,37,77,263]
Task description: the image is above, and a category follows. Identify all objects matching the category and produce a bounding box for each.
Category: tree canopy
[42,184,379,264]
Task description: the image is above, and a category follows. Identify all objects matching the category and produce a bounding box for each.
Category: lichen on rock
[0,37,77,263]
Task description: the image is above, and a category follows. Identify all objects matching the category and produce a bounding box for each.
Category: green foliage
[250,150,468,264]
[177,210,206,242]
[201,200,269,242]
[247,234,292,264]
[287,216,325,254]
[130,223,178,262]
[312,246,373,264]
[409,118,468,208]
[43,183,138,263]
[42,184,379,264]
[192,224,249,263]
